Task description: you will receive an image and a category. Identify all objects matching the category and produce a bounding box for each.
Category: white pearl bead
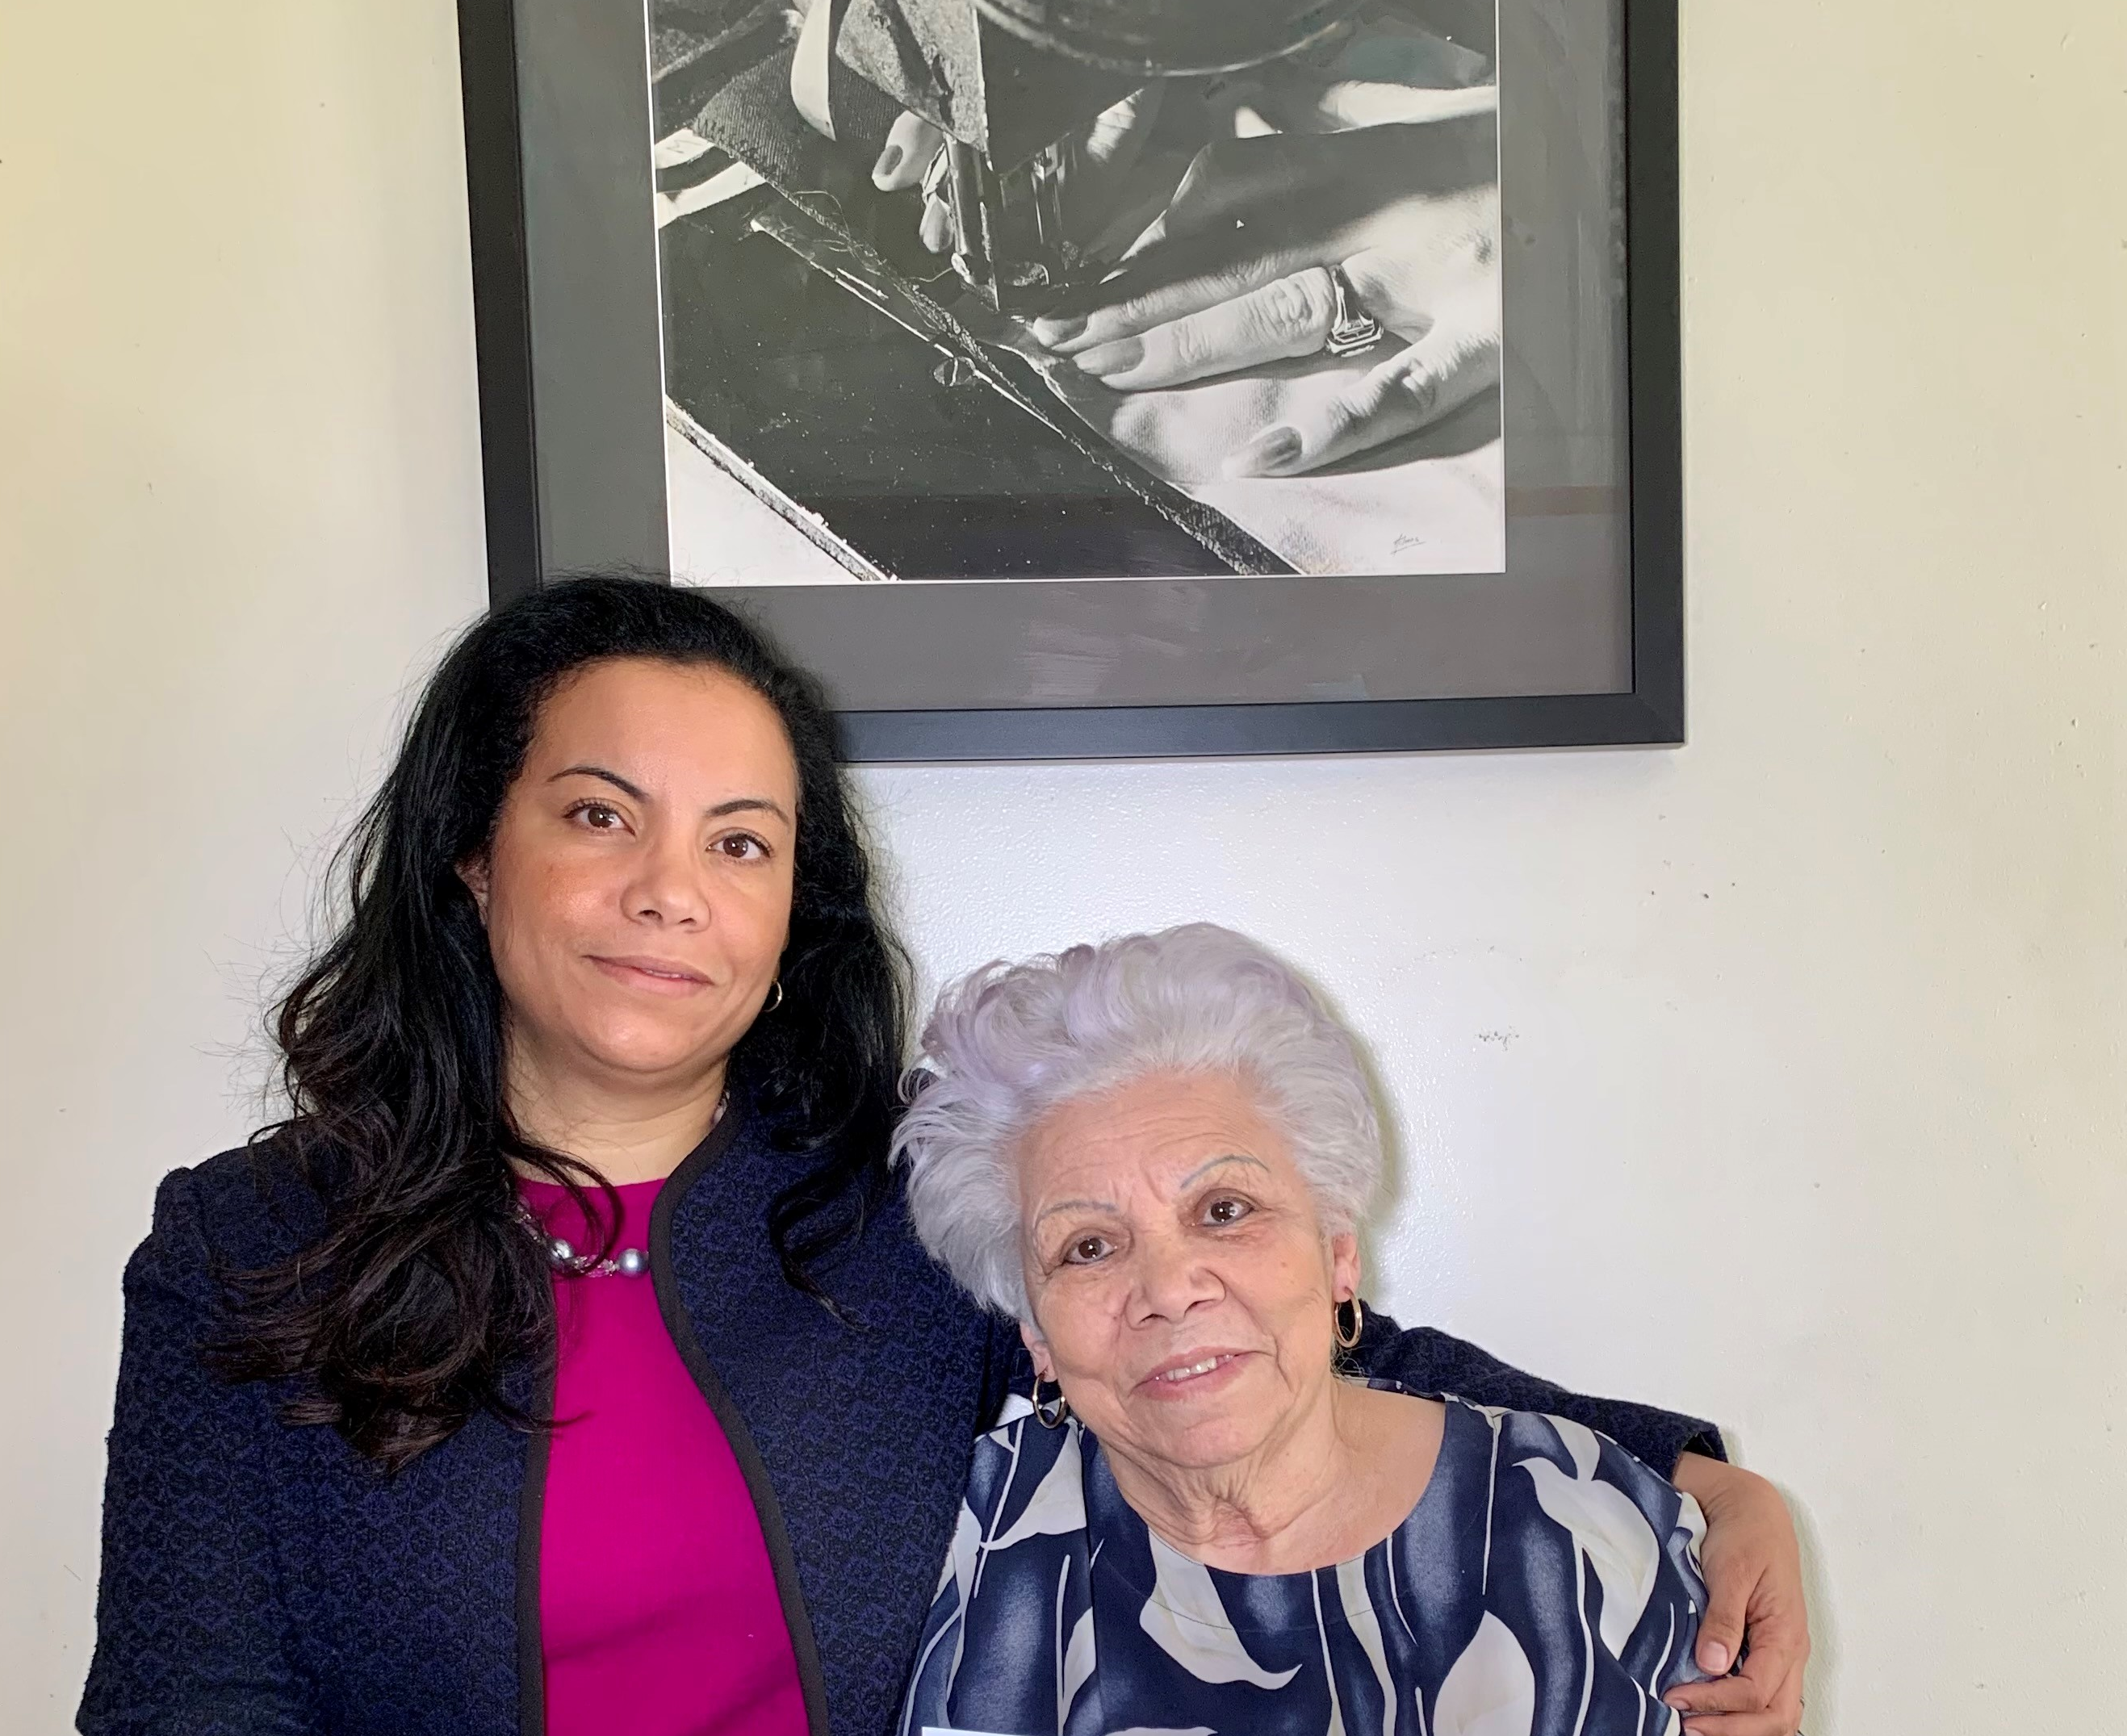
[547,1238,574,1266]
[617,1247,649,1277]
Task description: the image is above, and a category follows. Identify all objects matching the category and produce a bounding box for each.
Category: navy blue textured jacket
[81,1093,1719,1736]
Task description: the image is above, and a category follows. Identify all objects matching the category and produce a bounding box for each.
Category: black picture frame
[455,0,1681,762]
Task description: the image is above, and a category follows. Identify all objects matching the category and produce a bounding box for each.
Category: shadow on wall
[1723,1429,1835,1734]
[1785,1483,1836,1733]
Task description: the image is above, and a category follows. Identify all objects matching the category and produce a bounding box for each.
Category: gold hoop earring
[1032,1374,1070,1429]
[764,980,784,1013]
[1334,1296,1364,1350]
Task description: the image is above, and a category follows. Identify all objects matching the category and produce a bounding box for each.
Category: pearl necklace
[512,1093,726,1280]
[513,1196,650,1278]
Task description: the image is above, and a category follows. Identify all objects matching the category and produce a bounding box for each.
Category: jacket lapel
[660,1098,994,1736]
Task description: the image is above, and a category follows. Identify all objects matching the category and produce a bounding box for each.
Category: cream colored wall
[3,2,2122,1730]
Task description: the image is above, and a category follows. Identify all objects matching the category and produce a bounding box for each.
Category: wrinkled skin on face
[1016,1069,1360,1475]
[1011,1067,1459,1578]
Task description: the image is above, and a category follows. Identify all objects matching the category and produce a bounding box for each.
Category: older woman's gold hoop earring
[764,980,785,1013]
[1032,1375,1070,1429]
[1334,1297,1365,1350]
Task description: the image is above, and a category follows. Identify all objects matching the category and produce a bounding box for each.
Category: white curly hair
[891,923,1384,1318]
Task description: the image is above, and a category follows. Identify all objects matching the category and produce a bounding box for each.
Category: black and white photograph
[461,0,1679,756]
[650,0,1507,585]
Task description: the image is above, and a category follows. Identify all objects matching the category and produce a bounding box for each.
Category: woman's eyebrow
[548,763,648,800]
[1179,1152,1269,1189]
[1034,1197,1115,1227]
[707,796,792,826]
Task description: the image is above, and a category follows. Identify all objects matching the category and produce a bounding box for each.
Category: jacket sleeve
[77,1166,316,1735]
[1353,1308,1727,1471]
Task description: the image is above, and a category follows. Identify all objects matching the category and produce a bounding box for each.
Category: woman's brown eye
[1068,1237,1107,1264]
[1206,1197,1250,1225]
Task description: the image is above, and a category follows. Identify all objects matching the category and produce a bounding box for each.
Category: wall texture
[3,2,2122,1731]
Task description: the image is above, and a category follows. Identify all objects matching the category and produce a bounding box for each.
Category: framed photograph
[457,0,1681,759]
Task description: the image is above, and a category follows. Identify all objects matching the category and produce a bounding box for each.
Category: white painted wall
[3,2,2121,1731]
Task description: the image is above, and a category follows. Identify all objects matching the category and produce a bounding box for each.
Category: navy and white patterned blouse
[900,1387,1709,1736]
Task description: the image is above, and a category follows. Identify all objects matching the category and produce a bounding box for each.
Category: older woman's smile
[1137,1349,1257,1396]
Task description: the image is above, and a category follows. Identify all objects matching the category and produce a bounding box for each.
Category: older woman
[897,926,1722,1735]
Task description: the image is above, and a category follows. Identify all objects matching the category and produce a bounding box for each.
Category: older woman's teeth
[1157,1357,1225,1383]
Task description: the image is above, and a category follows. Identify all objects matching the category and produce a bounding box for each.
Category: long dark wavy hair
[212,576,908,1471]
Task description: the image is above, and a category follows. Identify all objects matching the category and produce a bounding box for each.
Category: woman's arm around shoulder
[1352,1306,1723,1469]
[79,1157,316,1736]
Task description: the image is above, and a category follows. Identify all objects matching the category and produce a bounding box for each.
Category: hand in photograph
[1029,117,1501,479]
[868,86,1165,256]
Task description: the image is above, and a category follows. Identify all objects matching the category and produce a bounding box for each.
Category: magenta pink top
[520,1178,808,1736]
